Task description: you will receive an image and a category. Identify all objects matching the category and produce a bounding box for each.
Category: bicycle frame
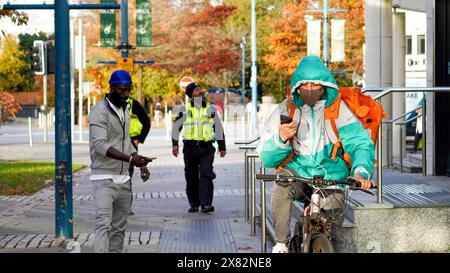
[255,173,376,253]
[300,186,337,253]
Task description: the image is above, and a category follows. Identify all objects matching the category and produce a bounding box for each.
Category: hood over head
[289,55,339,108]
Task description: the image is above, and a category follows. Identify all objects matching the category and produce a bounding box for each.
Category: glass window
[417,35,426,55]
[406,36,412,55]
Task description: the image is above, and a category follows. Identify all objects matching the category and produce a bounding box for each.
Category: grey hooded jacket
[89,96,137,175]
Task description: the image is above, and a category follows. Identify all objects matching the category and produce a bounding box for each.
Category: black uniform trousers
[183,141,216,207]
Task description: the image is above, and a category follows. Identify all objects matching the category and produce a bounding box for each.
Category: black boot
[188,206,199,213]
[201,205,214,213]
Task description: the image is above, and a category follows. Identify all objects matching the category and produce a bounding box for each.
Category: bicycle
[256,174,377,253]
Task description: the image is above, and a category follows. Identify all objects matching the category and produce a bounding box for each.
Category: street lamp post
[250,0,258,136]
[240,36,246,114]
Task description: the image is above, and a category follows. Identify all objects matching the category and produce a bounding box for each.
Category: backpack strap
[325,93,353,167]
[324,94,342,161]
[275,89,298,174]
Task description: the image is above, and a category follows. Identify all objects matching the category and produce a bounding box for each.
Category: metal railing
[259,165,266,253]
[395,114,422,173]
[362,87,450,203]
[247,153,258,236]
[382,106,422,167]
[235,137,259,225]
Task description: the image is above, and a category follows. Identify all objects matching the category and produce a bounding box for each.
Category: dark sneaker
[188,206,199,213]
[201,205,215,213]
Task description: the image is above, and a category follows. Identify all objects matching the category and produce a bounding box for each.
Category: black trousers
[183,142,216,207]
[413,133,422,152]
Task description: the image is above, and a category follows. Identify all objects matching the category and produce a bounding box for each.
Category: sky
[0,0,95,37]
[0,0,54,36]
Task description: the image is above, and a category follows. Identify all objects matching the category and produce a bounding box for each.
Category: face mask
[192,92,206,107]
[299,87,324,106]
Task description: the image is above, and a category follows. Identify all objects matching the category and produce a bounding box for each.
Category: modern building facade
[365,0,450,176]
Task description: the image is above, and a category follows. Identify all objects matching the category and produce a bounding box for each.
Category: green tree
[141,68,179,101]
[0,35,33,92]
[223,0,290,102]
[17,32,55,90]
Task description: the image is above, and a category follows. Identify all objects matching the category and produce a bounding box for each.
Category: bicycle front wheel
[310,234,334,253]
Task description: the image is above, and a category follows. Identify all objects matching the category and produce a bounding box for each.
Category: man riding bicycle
[257,56,375,253]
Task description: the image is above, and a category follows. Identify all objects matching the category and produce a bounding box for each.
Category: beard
[109,92,128,108]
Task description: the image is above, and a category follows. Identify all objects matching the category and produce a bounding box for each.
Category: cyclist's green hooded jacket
[257,56,374,180]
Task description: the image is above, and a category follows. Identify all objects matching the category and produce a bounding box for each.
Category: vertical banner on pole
[136,0,152,47]
[331,19,345,62]
[100,0,117,47]
[307,18,321,57]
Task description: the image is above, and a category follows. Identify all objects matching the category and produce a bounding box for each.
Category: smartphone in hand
[280,115,293,124]
[144,157,157,163]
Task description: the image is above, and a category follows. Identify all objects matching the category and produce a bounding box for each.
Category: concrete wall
[393,0,426,12]
[365,0,393,167]
[347,205,450,253]
[392,12,406,159]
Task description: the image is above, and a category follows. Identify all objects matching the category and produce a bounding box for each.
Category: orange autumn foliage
[264,0,365,81]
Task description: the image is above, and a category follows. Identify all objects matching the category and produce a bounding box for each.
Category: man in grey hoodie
[89,70,152,253]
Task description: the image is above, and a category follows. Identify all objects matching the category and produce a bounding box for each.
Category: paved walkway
[1,127,450,253]
[0,135,268,253]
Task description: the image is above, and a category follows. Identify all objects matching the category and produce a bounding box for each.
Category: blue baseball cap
[109,70,132,85]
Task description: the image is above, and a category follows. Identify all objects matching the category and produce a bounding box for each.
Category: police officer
[127,96,151,216]
[171,82,226,213]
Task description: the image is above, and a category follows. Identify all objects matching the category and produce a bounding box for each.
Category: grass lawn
[0,160,86,196]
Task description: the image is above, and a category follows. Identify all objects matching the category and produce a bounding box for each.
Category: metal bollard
[260,165,266,253]
[28,117,33,148]
[44,111,48,143]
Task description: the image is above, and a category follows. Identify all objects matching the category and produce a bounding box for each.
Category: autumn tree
[0,90,21,129]
[150,2,240,90]
[0,10,28,26]
[0,35,34,92]
[141,68,179,102]
[263,0,366,92]
[329,0,365,78]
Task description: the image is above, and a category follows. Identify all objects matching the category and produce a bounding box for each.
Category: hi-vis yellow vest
[126,98,143,138]
[183,103,214,141]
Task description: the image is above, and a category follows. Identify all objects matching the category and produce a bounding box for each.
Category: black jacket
[129,98,151,145]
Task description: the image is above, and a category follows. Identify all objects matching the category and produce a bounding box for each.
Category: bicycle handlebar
[234,137,260,145]
[255,174,377,195]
